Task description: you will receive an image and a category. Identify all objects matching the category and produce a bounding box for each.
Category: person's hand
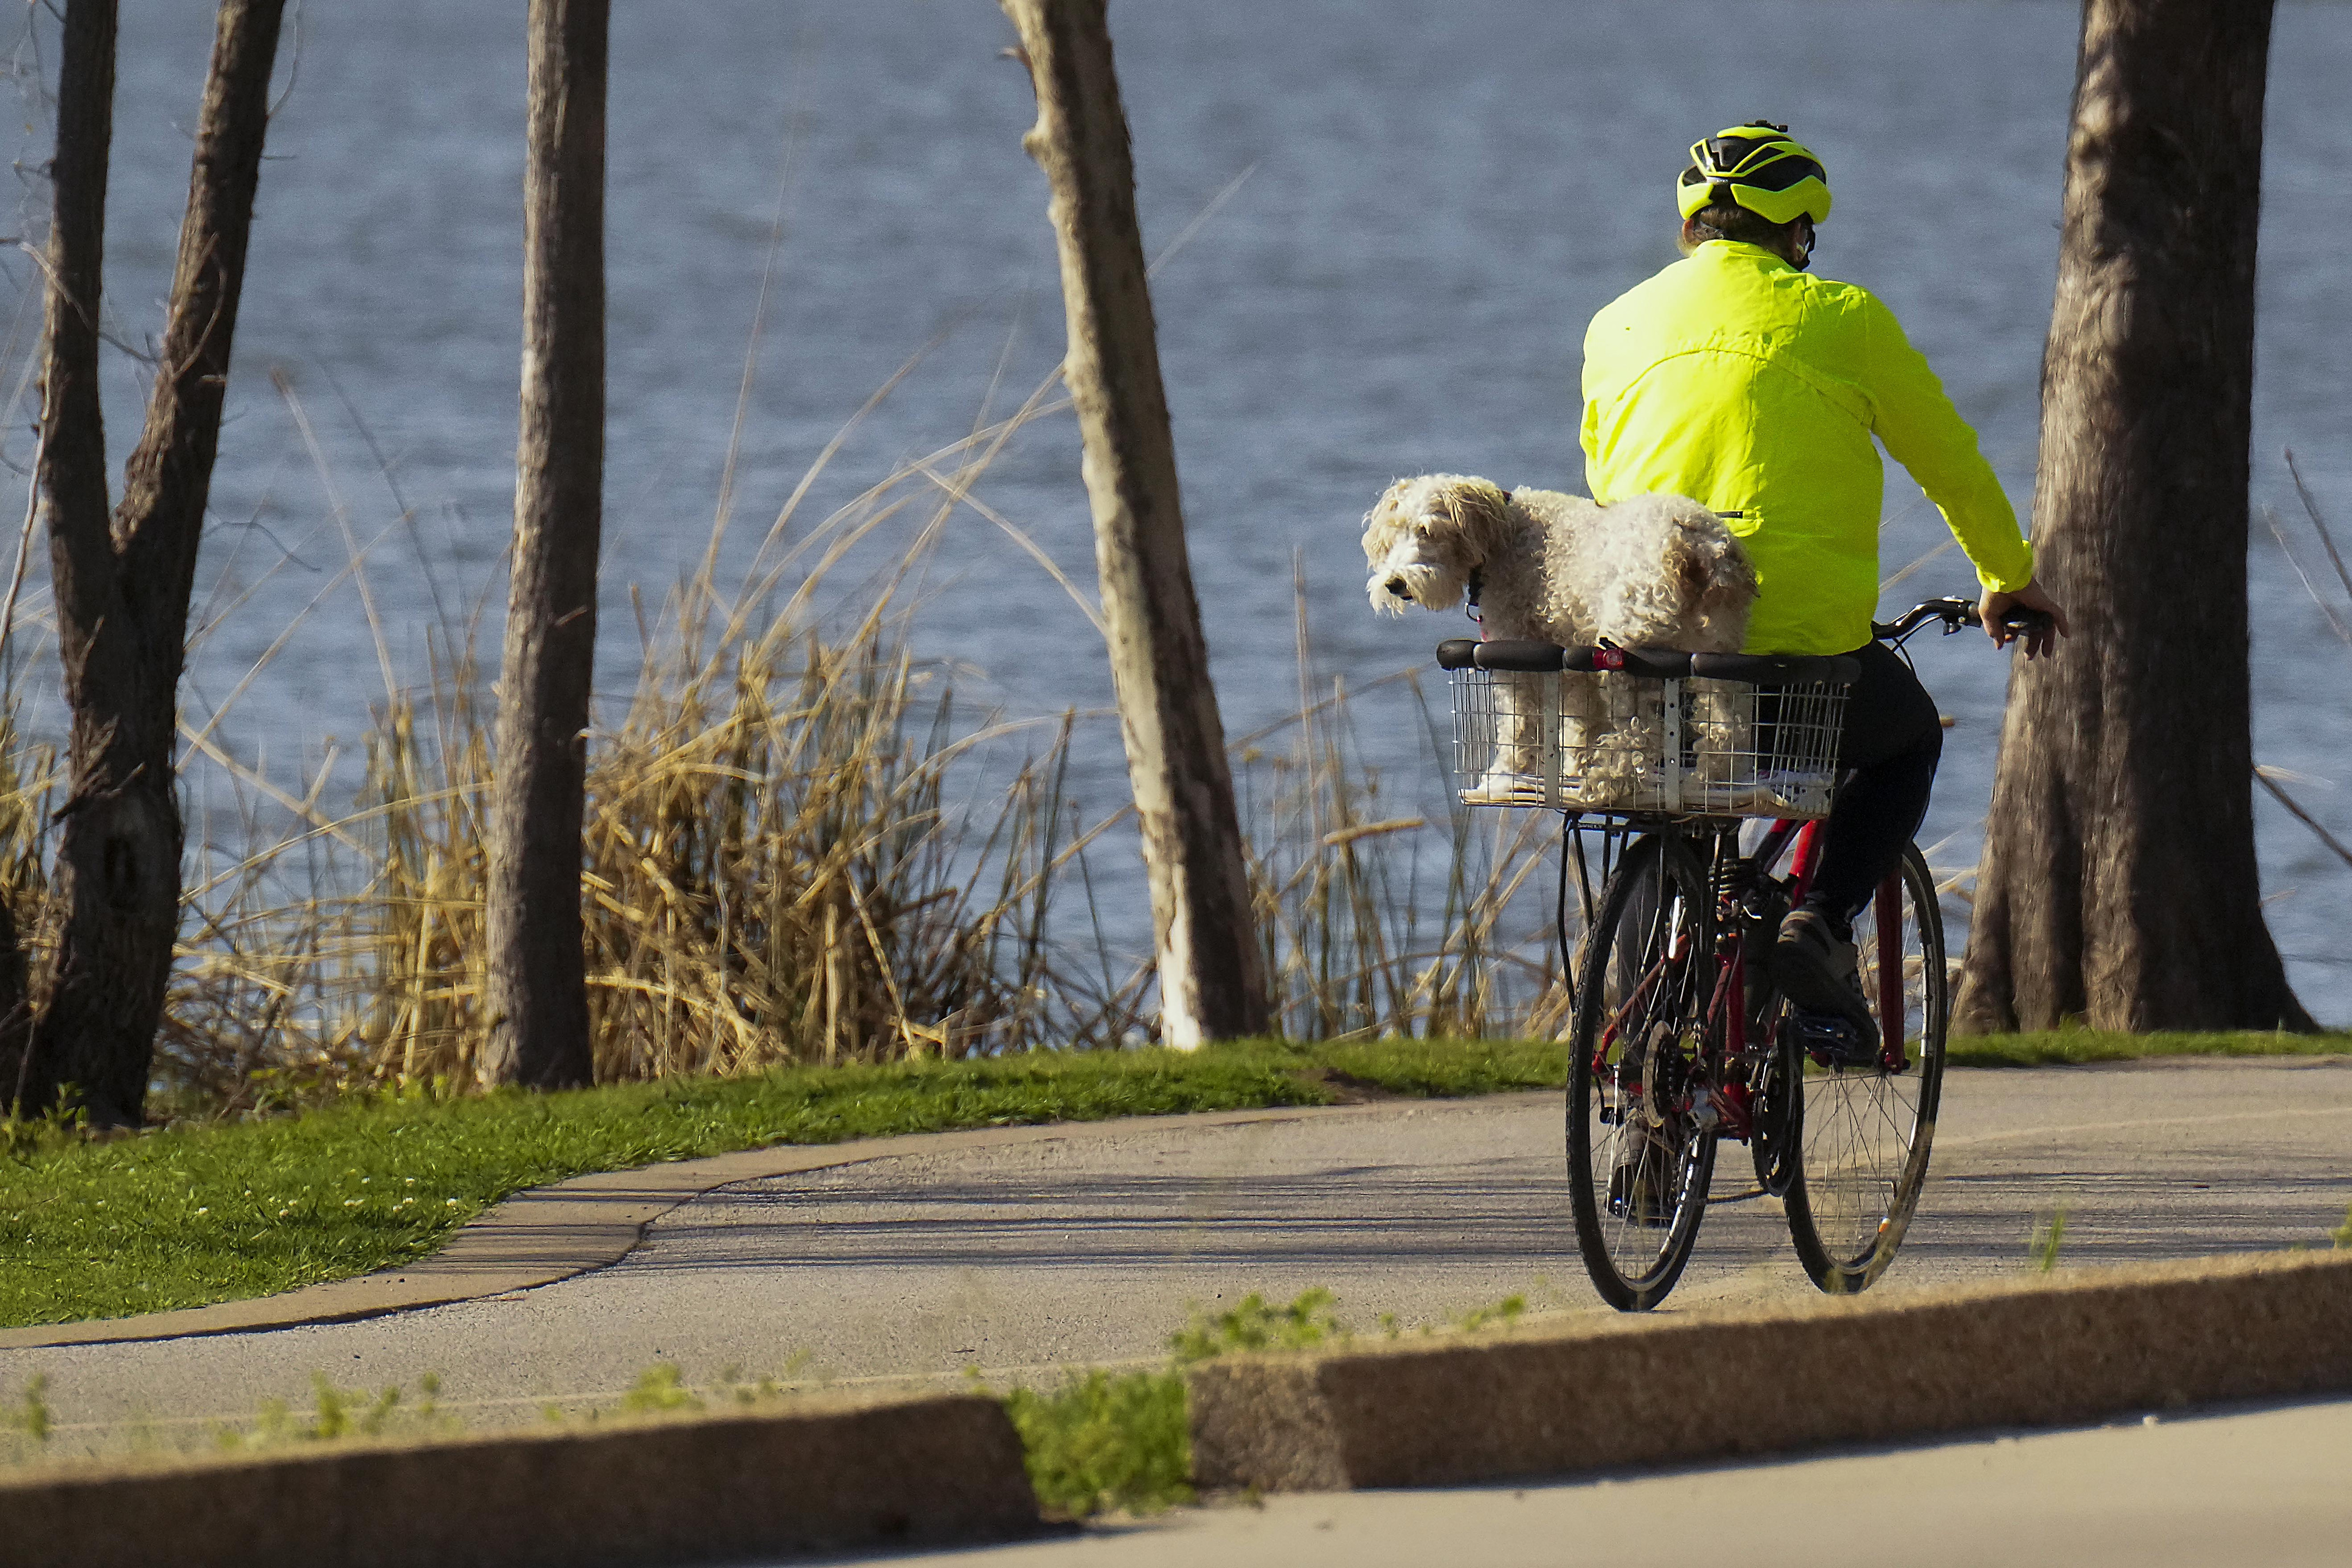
[1978,579,2069,660]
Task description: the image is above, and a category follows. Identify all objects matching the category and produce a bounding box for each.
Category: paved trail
[5,1058,2349,1457]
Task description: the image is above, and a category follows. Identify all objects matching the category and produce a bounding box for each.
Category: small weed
[991,1287,1352,1516]
[1170,1287,1345,1364]
[2332,1204,2352,1250]
[713,1364,784,1407]
[1454,1292,1526,1333]
[2029,1209,2068,1273]
[5,1375,49,1443]
[2,1102,86,1166]
[620,1364,703,1415]
[218,1372,451,1450]
[1001,1370,1191,1519]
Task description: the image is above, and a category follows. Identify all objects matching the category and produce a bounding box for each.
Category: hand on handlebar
[1978,579,2069,660]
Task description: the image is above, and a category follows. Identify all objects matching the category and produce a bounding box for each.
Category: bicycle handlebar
[1433,594,2048,677]
[1435,637,1859,684]
[1871,596,2053,644]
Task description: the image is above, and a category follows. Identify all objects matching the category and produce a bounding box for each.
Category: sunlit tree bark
[20,0,288,1124]
[1000,0,1267,1046]
[482,0,608,1088]
[1958,0,2312,1032]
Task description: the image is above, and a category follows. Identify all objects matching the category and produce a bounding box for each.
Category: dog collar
[1465,490,1511,617]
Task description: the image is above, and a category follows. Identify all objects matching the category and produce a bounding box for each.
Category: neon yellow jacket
[1580,241,2033,656]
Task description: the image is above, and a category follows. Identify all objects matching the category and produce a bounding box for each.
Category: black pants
[1804,641,1941,929]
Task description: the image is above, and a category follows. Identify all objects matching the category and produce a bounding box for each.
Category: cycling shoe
[1775,908,1877,1037]
[1791,1007,1883,1071]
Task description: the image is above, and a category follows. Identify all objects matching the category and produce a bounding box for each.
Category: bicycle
[1438,596,2044,1311]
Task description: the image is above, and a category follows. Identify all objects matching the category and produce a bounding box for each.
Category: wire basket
[1442,642,1858,820]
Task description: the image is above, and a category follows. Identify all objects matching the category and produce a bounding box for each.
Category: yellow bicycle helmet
[1677,121,1832,226]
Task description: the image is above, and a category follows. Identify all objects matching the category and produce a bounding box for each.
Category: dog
[1362,474,1759,805]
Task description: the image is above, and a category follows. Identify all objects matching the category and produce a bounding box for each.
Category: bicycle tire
[1781,840,1948,1294]
[1566,833,1719,1311]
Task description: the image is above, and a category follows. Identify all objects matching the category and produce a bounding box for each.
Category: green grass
[1169,1287,1347,1364]
[0,1039,1558,1331]
[1004,1284,1353,1518]
[1945,1030,2352,1068]
[1003,1370,1193,1518]
[1313,1035,1564,1097]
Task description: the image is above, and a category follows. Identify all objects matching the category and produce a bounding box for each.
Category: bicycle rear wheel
[1567,832,1719,1311]
[1782,840,1948,1294]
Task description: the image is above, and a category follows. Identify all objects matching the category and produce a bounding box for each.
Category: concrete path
[5,1058,2349,1458]
[836,1395,2352,1568]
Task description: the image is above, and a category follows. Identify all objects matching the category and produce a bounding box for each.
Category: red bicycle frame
[1714,819,1908,1094]
[1594,817,1910,1140]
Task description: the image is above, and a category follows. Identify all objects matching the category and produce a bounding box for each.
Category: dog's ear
[1361,480,1411,563]
[1426,475,1511,548]
[1672,541,1708,601]
[1666,513,1759,637]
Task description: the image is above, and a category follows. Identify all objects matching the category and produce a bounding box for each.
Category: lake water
[5,1,2349,1020]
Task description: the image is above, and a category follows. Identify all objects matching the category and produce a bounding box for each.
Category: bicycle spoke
[1567,833,1719,1311]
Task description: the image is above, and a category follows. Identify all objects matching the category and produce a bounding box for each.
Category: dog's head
[1361,474,1511,617]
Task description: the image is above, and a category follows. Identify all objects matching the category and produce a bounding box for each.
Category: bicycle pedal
[1793,1009,1881,1071]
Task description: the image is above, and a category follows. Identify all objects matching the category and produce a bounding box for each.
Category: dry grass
[1238,566,1567,1046]
[0,373,1569,1119]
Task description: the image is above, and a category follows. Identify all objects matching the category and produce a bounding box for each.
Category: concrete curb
[0,1098,1453,1351]
[1187,1249,2352,1491]
[0,1389,1039,1568]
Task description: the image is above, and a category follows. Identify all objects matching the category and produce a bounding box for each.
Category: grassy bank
[0,1037,1560,1331]
[1944,1030,2352,1068]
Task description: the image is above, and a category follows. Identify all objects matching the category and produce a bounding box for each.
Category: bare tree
[482,0,608,1088]
[1958,0,2312,1033]
[16,0,287,1125]
[1000,0,1267,1046]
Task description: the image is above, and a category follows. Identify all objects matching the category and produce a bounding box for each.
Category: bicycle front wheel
[1566,832,1719,1311]
[1782,840,1949,1294]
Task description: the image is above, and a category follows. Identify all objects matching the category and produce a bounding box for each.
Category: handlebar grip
[1435,638,1480,670]
[1436,638,1566,672]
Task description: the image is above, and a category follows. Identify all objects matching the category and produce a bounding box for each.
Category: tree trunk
[23,0,285,1125]
[483,0,607,1089]
[1957,0,2312,1033]
[999,0,1267,1046]
[0,896,31,1118]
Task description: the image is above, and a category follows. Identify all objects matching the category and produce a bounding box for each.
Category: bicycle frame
[1587,813,1908,1153]
[1722,818,1908,1067]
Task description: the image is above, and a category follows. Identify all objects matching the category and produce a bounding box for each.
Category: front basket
[1445,649,1854,819]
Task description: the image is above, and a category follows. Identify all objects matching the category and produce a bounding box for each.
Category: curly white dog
[1362,474,1759,804]
[1361,473,1755,650]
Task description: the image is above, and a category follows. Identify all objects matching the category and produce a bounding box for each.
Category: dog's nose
[1386,576,1410,598]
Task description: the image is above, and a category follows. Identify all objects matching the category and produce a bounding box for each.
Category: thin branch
[2256,765,2352,873]
[2284,447,2352,610]
[2263,506,2351,646]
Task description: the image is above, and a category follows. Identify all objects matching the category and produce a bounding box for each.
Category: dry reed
[0,386,1571,1117]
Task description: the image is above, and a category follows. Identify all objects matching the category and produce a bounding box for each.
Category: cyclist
[1579,121,2068,1034]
